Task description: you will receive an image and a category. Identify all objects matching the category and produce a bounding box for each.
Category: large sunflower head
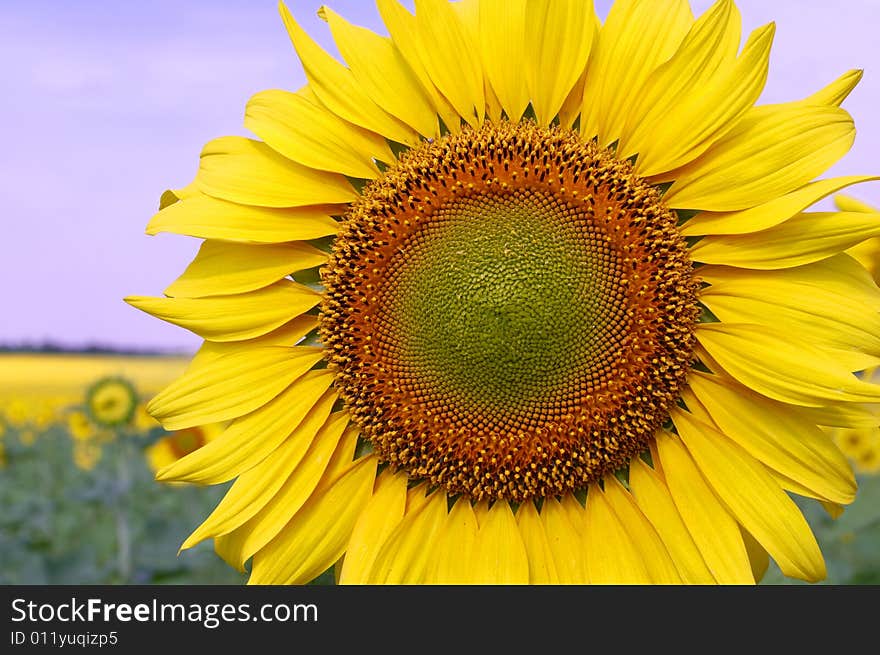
[128,0,879,585]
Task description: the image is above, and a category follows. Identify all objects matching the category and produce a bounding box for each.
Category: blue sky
[2,0,878,352]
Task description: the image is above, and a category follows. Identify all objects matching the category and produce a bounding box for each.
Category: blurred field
[1,353,879,585]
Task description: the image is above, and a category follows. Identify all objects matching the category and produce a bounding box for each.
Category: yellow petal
[681,176,880,236]
[156,373,335,484]
[664,105,855,211]
[603,476,682,584]
[691,211,880,269]
[525,0,596,127]
[244,89,392,178]
[628,458,716,584]
[408,0,484,127]
[164,240,326,299]
[146,346,324,431]
[700,259,880,354]
[322,7,438,138]
[450,0,503,123]
[582,483,651,584]
[469,501,529,584]
[673,409,826,582]
[516,501,559,584]
[249,454,377,585]
[580,0,693,144]
[146,193,339,243]
[181,409,347,551]
[654,431,754,584]
[687,371,856,504]
[801,69,863,107]
[374,0,461,134]
[476,0,529,121]
[188,315,318,370]
[539,497,586,584]
[695,322,880,407]
[428,497,479,584]
[338,469,409,584]
[835,194,877,213]
[126,280,319,343]
[366,487,448,584]
[620,2,770,175]
[278,2,419,146]
[214,413,354,567]
[196,136,357,208]
[741,526,770,583]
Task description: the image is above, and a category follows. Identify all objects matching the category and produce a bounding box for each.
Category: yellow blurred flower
[146,423,225,478]
[85,377,138,428]
[67,410,96,442]
[73,441,103,471]
[18,429,37,446]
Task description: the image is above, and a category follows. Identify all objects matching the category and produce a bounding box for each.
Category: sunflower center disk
[321,121,699,502]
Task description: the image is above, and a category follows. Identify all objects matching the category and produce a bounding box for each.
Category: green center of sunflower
[321,120,699,502]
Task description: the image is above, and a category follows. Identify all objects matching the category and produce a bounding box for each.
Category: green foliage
[0,426,246,585]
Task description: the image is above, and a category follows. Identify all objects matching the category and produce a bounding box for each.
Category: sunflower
[85,377,138,429]
[128,0,880,584]
[67,410,97,442]
[146,423,225,476]
[72,441,103,472]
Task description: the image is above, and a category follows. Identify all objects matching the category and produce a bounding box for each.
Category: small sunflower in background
[146,423,225,479]
[85,377,138,430]
[67,410,98,442]
[130,0,879,584]
[72,440,103,472]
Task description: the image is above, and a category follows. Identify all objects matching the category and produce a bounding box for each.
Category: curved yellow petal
[427,497,479,584]
[741,526,770,583]
[801,69,863,108]
[146,346,324,431]
[248,454,377,585]
[525,0,596,127]
[321,7,438,138]
[696,322,880,407]
[580,0,693,144]
[621,2,771,176]
[188,315,318,370]
[700,260,880,354]
[628,458,716,584]
[687,371,856,504]
[214,414,354,569]
[164,240,326,299]
[375,0,461,134]
[145,193,339,243]
[155,373,335,484]
[673,409,826,582]
[691,211,880,269]
[835,194,877,214]
[338,469,409,584]
[664,105,855,211]
[366,487,449,584]
[278,2,418,146]
[539,497,586,584]
[516,501,559,584]
[181,410,347,551]
[196,136,357,208]
[603,476,682,584]
[408,0,484,127]
[469,501,529,584]
[126,280,319,343]
[582,483,651,584]
[681,176,880,236]
[476,0,529,121]
[245,89,392,178]
[654,431,754,584]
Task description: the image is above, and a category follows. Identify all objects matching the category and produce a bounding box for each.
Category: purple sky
[3,0,879,354]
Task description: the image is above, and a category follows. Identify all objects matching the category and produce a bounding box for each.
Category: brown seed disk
[320,120,699,502]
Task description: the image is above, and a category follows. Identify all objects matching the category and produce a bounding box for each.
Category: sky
[1,0,879,354]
